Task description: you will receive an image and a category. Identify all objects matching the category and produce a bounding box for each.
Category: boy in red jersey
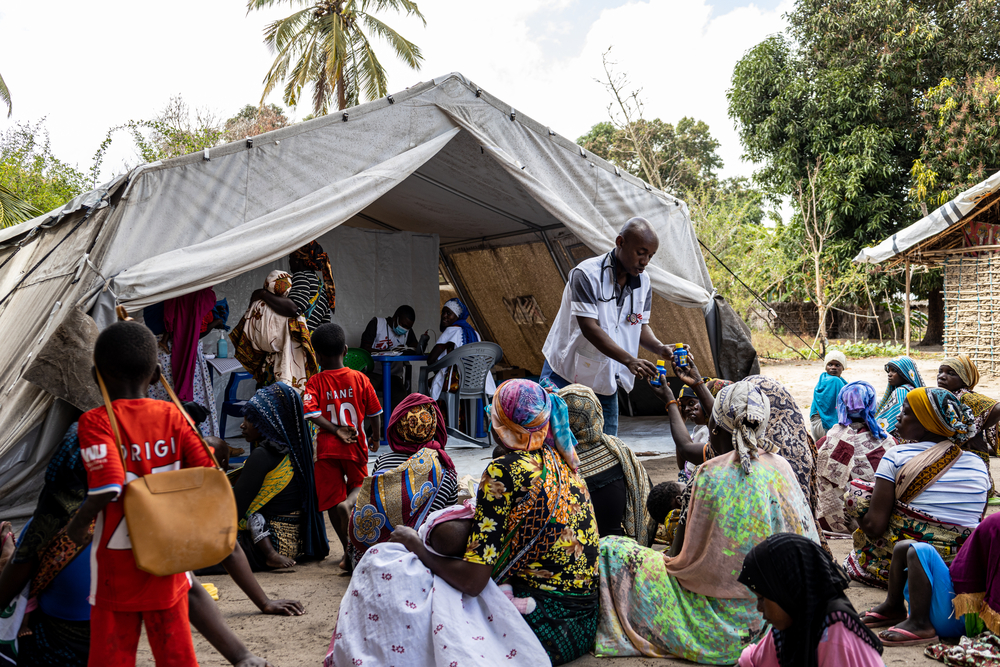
[302,323,382,570]
[67,321,215,667]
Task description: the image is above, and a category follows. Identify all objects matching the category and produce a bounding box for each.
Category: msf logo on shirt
[81,444,107,463]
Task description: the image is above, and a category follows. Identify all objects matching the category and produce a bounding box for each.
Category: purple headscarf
[836,380,888,440]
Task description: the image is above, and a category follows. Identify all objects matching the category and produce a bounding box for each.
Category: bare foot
[265,553,296,569]
[0,522,15,571]
[861,600,907,627]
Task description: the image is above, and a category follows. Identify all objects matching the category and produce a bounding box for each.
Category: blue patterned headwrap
[836,381,888,440]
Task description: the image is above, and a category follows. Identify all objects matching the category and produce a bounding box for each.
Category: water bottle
[217,337,229,359]
[650,360,667,386]
[673,343,689,368]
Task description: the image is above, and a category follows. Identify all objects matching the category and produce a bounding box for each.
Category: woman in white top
[843,386,989,588]
[427,299,495,401]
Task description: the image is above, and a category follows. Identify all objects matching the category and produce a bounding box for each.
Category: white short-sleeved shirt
[429,326,497,400]
[542,252,653,396]
[875,441,989,527]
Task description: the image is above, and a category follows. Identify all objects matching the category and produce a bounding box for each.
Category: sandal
[860,609,903,628]
[879,626,939,646]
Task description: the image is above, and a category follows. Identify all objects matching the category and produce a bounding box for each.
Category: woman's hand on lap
[388,526,422,553]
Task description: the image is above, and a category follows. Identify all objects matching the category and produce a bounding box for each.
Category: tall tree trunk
[920,286,944,346]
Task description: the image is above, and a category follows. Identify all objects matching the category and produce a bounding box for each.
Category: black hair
[311,322,347,357]
[646,481,684,525]
[394,305,416,322]
[94,321,159,383]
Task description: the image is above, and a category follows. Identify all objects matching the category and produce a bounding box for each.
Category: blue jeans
[540,360,619,436]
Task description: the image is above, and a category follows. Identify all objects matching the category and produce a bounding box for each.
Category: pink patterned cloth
[739,622,885,667]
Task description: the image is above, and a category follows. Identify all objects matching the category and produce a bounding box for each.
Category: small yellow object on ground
[202,582,220,601]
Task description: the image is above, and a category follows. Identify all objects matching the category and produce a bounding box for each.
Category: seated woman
[862,511,1000,646]
[427,298,496,401]
[594,381,820,664]
[346,394,458,566]
[810,350,848,441]
[557,383,655,544]
[326,502,549,666]
[738,533,884,666]
[874,355,924,435]
[230,270,318,393]
[144,288,223,437]
[385,379,599,665]
[815,381,896,534]
[938,354,999,477]
[233,383,329,570]
[844,387,989,588]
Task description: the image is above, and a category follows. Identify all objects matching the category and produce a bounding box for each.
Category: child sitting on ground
[647,481,684,546]
[810,350,847,441]
[66,321,215,667]
[303,323,383,571]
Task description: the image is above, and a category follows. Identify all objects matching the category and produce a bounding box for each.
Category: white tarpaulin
[855,169,1000,264]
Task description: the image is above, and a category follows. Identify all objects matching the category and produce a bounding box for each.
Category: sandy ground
[136,348,997,666]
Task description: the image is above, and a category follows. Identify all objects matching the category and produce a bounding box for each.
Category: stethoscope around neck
[597,251,638,324]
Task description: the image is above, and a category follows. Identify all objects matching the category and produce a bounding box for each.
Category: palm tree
[0,183,41,228]
[249,0,425,116]
[0,71,11,117]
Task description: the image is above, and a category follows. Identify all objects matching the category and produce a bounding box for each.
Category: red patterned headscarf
[386,393,452,470]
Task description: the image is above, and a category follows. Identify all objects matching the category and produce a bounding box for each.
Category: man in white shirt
[541,217,675,436]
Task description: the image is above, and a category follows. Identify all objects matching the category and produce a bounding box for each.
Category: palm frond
[0,71,11,118]
[0,183,40,227]
[359,13,423,69]
[362,0,426,26]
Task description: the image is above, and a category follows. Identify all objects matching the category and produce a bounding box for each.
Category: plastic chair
[418,342,502,448]
[219,371,255,439]
[344,347,374,373]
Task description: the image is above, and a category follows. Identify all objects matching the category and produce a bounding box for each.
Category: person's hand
[368,438,380,453]
[234,656,275,667]
[66,519,91,548]
[335,426,358,444]
[648,379,676,405]
[671,351,702,387]
[261,598,305,616]
[388,526,421,553]
[625,357,658,380]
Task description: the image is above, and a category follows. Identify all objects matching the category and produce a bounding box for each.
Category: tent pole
[540,232,568,284]
[905,257,912,356]
[439,250,496,345]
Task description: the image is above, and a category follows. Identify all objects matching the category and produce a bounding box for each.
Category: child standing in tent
[303,323,383,571]
[66,321,214,666]
[810,351,847,441]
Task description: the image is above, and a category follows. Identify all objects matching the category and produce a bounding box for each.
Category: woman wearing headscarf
[558,383,655,544]
[815,381,897,534]
[593,381,819,664]
[938,353,1000,462]
[233,383,329,571]
[230,270,319,393]
[874,355,924,435]
[810,350,848,441]
[738,534,884,666]
[844,387,990,588]
[145,288,223,437]
[288,241,336,330]
[346,393,457,566]
[428,298,496,401]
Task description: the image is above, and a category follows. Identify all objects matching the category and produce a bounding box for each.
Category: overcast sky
[0,0,790,184]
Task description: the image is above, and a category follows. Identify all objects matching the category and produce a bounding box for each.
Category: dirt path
[141,349,993,666]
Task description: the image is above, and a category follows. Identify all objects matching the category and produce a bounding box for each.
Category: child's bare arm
[308,414,339,435]
[367,414,383,452]
[67,491,116,545]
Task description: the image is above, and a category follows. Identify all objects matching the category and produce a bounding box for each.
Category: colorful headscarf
[678,384,700,400]
[705,378,733,397]
[266,269,294,297]
[386,392,453,470]
[905,387,976,445]
[443,298,478,346]
[243,383,329,560]
[812,370,847,430]
[837,380,887,440]
[489,379,579,470]
[712,381,772,475]
[886,355,924,388]
[942,354,980,390]
[291,241,336,312]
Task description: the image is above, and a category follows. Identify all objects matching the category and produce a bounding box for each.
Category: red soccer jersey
[303,368,382,462]
[78,398,214,612]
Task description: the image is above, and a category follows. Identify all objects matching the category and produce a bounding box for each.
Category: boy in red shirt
[67,321,215,667]
[302,323,382,569]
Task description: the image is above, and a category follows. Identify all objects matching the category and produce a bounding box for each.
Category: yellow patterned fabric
[395,404,437,444]
[238,455,294,530]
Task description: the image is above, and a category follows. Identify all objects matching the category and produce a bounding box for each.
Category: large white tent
[0,72,755,516]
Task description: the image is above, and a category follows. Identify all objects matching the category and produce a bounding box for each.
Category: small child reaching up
[647,481,685,547]
[810,351,848,441]
[303,323,383,571]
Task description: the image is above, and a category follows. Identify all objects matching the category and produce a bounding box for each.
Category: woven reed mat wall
[944,254,1000,375]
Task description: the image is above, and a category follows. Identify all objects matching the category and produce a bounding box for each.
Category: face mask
[393,325,409,336]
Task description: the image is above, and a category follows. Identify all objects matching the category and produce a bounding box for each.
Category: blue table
[370,353,427,444]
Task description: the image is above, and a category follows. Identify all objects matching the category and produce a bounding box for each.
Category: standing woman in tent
[875,356,924,435]
[230,270,319,392]
[287,241,336,331]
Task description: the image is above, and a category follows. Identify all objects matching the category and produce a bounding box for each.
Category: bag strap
[94,366,221,471]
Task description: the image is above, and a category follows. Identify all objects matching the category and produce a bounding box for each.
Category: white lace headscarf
[712,381,772,475]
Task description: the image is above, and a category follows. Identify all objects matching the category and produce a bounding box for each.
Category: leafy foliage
[249,0,425,115]
[0,121,88,227]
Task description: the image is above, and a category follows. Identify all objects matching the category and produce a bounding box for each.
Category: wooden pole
[905,258,912,356]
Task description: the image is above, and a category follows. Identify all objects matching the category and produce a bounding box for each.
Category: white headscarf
[712,381,772,475]
[825,350,847,368]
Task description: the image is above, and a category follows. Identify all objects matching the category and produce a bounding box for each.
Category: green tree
[249,0,425,115]
[0,121,88,226]
[223,103,290,141]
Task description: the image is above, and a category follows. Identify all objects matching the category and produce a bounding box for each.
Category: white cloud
[0,0,789,184]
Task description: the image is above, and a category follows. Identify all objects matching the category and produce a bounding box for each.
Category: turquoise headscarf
[811,372,847,430]
[875,356,925,434]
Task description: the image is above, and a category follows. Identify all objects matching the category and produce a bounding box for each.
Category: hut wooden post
[904,258,912,356]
